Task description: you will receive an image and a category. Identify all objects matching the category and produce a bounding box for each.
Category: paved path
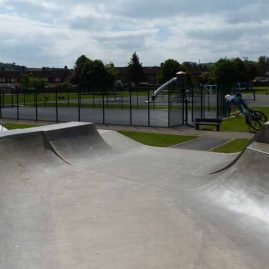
[96,124,254,139]
[172,136,231,151]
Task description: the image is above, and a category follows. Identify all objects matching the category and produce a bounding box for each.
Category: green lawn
[221,106,269,132]
[199,106,269,132]
[221,116,249,132]
[3,122,37,129]
[211,138,250,153]
[118,131,196,147]
[252,86,269,95]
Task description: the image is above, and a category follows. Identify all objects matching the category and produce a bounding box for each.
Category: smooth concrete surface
[1,121,269,268]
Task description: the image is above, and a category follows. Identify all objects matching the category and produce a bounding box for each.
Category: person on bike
[225,92,249,115]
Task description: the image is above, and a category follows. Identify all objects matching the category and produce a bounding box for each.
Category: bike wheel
[254,111,268,122]
[249,119,262,131]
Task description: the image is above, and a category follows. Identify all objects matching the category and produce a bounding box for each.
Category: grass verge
[221,106,269,132]
[3,122,37,129]
[118,131,196,147]
[211,138,250,153]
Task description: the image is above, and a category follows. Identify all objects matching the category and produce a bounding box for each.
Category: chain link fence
[0,85,225,127]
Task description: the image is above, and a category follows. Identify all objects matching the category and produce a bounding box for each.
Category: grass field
[252,86,269,95]
[198,106,269,132]
[118,131,196,147]
[119,131,250,153]
[3,122,37,129]
[211,138,250,153]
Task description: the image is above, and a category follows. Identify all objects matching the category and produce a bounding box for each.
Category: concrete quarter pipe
[0,122,269,268]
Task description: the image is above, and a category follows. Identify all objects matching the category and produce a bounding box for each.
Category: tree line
[73,53,268,87]
[14,53,269,89]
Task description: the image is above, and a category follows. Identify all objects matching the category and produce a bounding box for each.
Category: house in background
[0,68,73,88]
[115,66,161,86]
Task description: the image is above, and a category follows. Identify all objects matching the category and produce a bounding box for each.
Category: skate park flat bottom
[1,122,269,268]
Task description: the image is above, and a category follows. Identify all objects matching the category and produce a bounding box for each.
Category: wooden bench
[195,118,222,131]
[58,96,65,100]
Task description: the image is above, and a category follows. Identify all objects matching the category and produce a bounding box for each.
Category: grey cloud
[97,35,146,51]
[70,17,106,31]
[0,0,268,67]
[4,1,60,22]
[187,23,269,42]
[225,2,269,24]
[0,40,52,67]
[113,0,253,19]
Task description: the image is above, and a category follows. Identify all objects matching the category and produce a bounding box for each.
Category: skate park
[2,0,269,266]
[1,73,269,268]
[0,118,269,268]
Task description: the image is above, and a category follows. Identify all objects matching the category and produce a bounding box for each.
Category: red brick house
[115,66,161,86]
[0,68,73,88]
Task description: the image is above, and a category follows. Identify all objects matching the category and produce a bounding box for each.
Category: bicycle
[244,109,267,131]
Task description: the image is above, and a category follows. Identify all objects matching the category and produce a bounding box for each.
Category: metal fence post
[11,88,14,107]
[55,87,59,123]
[168,87,171,127]
[200,84,203,118]
[129,87,132,125]
[67,88,70,108]
[0,88,2,119]
[136,88,139,109]
[35,89,38,122]
[44,88,47,107]
[216,85,219,119]
[185,98,188,125]
[92,89,95,108]
[106,90,109,108]
[78,88,81,122]
[147,88,150,127]
[191,86,194,122]
[16,88,19,120]
[23,90,26,106]
[102,91,105,124]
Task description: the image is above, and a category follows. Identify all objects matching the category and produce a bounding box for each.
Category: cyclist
[225,92,249,115]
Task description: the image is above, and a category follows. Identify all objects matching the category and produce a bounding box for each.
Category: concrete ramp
[1,122,269,268]
[0,122,115,166]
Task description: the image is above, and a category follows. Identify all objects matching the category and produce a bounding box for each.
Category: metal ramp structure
[0,121,269,268]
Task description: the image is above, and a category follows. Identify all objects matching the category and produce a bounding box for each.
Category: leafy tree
[29,77,47,89]
[127,52,144,86]
[81,60,104,88]
[105,62,117,87]
[157,59,183,84]
[200,71,215,84]
[73,55,115,89]
[20,73,31,88]
[258,55,269,64]
[19,73,47,89]
[210,58,251,85]
[245,61,258,81]
[74,55,91,84]
[257,55,269,76]
[56,80,73,90]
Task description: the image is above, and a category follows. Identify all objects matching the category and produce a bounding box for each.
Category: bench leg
[216,125,220,131]
[195,124,199,130]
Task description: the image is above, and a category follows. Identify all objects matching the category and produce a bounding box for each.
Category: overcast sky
[0,0,268,68]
